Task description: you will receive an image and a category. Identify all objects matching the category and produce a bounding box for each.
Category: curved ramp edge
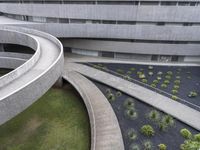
[63,71,124,150]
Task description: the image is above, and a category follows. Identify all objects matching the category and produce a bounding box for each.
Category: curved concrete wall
[0,57,26,69]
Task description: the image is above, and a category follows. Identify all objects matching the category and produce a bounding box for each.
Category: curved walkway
[64,62,200,131]
[63,71,124,150]
[0,26,64,125]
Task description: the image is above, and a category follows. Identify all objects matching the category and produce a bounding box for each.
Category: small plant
[171,95,178,101]
[180,139,200,150]
[177,68,182,72]
[139,73,146,79]
[174,80,181,85]
[157,76,162,80]
[194,133,200,142]
[147,110,160,122]
[127,71,132,74]
[106,88,111,94]
[153,80,159,84]
[162,115,175,127]
[188,91,198,98]
[137,71,142,75]
[124,98,135,109]
[148,71,154,76]
[142,79,148,83]
[164,80,170,84]
[180,128,192,139]
[165,75,171,80]
[167,71,173,75]
[148,66,154,70]
[176,76,181,79]
[129,143,140,150]
[158,122,167,131]
[127,128,137,141]
[161,84,167,88]
[140,125,155,137]
[187,76,192,79]
[143,140,153,150]
[117,69,124,74]
[140,68,144,71]
[171,89,178,95]
[150,83,156,88]
[157,71,163,75]
[116,91,122,97]
[124,75,131,80]
[130,67,136,71]
[107,93,115,102]
[186,71,191,74]
[158,144,167,150]
[124,108,138,120]
[173,85,180,90]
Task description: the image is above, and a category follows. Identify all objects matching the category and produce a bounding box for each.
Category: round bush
[180,128,192,139]
[127,71,132,74]
[129,143,140,150]
[127,128,137,141]
[161,84,167,88]
[139,73,146,79]
[143,140,153,150]
[194,133,200,142]
[116,91,122,97]
[174,80,181,85]
[124,98,135,109]
[125,108,138,120]
[142,79,148,83]
[176,76,181,79]
[106,88,111,94]
[171,89,178,95]
[167,71,173,75]
[150,84,156,88]
[140,125,155,137]
[124,75,131,80]
[164,80,170,84]
[130,67,136,71]
[157,71,163,75]
[153,80,159,84]
[148,66,154,70]
[148,71,154,76]
[158,122,167,131]
[187,76,192,79]
[188,91,198,98]
[158,144,167,150]
[162,115,175,127]
[171,95,178,101]
[147,110,160,122]
[165,75,171,80]
[157,76,162,80]
[173,85,180,90]
[107,93,115,102]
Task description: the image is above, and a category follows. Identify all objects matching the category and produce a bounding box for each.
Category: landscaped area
[0,85,90,150]
[86,63,200,111]
[94,81,200,150]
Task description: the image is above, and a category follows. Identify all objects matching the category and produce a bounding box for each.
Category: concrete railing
[0,28,40,88]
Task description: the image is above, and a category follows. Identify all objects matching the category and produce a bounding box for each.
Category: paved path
[64,62,200,131]
[65,53,200,66]
[63,71,124,150]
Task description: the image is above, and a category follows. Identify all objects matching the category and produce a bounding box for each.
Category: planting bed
[93,81,200,150]
[86,63,200,111]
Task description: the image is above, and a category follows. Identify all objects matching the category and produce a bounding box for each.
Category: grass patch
[0,85,90,150]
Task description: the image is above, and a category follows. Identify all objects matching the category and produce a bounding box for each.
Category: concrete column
[54,76,63,87]
[0,44,4,52]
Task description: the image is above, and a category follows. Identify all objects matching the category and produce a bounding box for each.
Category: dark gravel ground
[85,63,200,111]
[93,80,199,150]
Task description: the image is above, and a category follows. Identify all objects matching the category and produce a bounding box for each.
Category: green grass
[0,85,90,150]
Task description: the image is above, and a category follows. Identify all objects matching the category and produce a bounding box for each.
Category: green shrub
[116,91,122,97]
[150,83,156,88]
[157,71,163,75]
[117,69,124,74]
[127,128,137,141]
[194,133,200,142]
[129,143,140,150]
[127,71,132,74]
[171,89,178,95]
[130,67,136,71]
[143,140,153,150]
[106,88,111,94]
[140,125,155,137]
[124,75,131,80]
[188,91,198,98]
[177,68,182,72]
[137,71,142,75]
[162,115,175,127]
[148,71,154,76]
[164,80,170,84]
[124,98,135,109]
[139,73,146,79]
[180,128,192,139]
[157,76,162,80]
[176,76,181,79]
[180,139,200,150]
[171,95,178,101]
[153,80,159,84]
[148,66,154,70]
[142,79,148,83]
[173,85,180,90]
[161,84,167,88]
[107,93,115,102]
[147,110,160,122]
[187,76,192,79]
[158,144,167,150]
[167,71,173,75]
[124,108,138,120]
[158,122,167,131]
[174,80,181,85]
[165,75,171,80]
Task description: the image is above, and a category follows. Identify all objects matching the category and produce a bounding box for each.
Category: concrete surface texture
[0,26,64,125]
[64,62,200,131]
[63,71,124,150]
